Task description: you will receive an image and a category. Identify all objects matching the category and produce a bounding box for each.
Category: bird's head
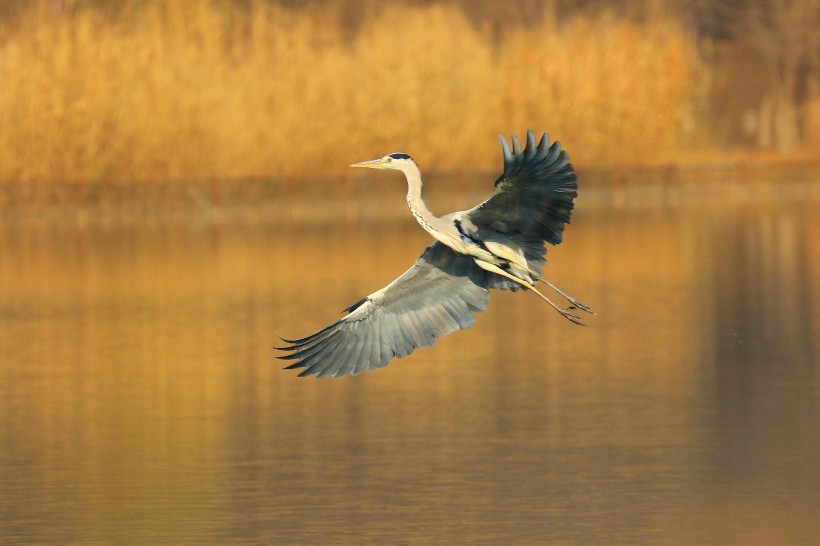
[350,152,416,172]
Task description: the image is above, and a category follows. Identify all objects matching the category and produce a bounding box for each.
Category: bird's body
[278,130,593,378]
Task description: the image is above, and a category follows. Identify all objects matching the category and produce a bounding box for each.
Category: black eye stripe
[388,153,413,161]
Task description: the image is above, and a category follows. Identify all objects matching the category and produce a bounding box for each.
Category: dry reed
[0,1,707,182]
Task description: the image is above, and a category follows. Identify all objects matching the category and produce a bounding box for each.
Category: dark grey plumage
[468,131,577,246]
[278,130,580,378]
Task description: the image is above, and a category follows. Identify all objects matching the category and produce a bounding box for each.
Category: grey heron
[278,130,593,378]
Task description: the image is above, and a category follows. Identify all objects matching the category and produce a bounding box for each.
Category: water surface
[1,170,819,544]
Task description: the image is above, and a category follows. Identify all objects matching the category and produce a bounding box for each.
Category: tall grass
[0,1,707,182]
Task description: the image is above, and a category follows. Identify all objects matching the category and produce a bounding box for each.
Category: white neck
[396,162,465,253]
[400,163,445,236]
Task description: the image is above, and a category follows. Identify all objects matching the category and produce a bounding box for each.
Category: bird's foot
[558,306,586,326]
[540,279,595,315]
[565,298,595,315]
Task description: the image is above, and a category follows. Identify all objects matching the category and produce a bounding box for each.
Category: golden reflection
[0,180,818,543]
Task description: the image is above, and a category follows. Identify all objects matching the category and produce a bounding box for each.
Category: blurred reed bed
[0,1,707,183]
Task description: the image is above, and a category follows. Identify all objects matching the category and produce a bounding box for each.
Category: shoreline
[1,161,818,225]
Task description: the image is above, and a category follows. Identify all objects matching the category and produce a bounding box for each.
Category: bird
[277,130,593,378]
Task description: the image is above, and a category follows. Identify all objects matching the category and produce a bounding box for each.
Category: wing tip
[499,134,513,169]
[500,130,571,175]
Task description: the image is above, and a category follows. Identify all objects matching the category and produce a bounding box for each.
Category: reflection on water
[1,173,819,544]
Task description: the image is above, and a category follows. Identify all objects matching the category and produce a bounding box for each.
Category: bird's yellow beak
[349,158,383,169]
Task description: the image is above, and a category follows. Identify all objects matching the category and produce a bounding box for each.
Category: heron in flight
[278,130,593,378]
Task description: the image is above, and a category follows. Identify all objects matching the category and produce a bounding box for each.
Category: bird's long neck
[402,163,446,236]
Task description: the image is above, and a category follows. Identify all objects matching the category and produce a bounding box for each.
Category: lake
[1,166,819,544]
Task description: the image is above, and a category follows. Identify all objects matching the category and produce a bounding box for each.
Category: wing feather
[298,333,347,376]
[350,328,373,377]
[280,329,342,362]
[398,313,419,346]
[368,319,382,370]
[466,130,577,247]
[277,242,492,378]
[332,328,363,377]
[320,329,354,377]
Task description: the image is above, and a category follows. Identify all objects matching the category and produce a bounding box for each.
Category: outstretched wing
[277,242,491,378]
[466,130,577,246]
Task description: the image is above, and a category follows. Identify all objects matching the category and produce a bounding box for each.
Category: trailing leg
[473,259,585,325]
